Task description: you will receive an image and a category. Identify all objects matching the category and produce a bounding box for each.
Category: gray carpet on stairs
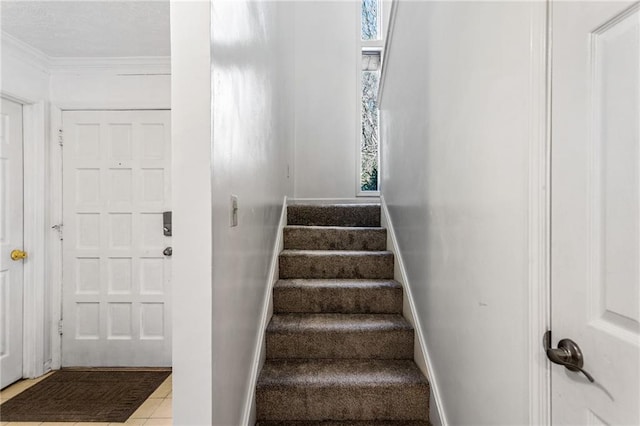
[279,250,394,280]
[287,204,381,227]
[284,226,387,251]
[256,422,431,426]
[256,204,429,424]
[266,313,414,359]
[273,279,403,314]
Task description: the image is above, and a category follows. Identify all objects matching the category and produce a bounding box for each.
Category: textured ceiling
[1,1,170,57]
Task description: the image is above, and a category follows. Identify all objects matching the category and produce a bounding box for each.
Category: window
[359,0,383,193]
[361,0,379,40]
[361,51,381,191]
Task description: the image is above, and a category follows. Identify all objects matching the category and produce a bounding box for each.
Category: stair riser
[266,329,413,359]
[256,385,429,421]
[284,227,387,251]
[287,205,380,227]
[279,254,394,279]
[273,286,402,314]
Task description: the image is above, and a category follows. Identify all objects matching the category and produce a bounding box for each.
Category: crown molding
[48,56,171,75]
[1,31,51,72]
[1,31,170,75]
[377,0,398,106]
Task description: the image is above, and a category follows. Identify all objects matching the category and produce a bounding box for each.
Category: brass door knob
[10,249,27,261]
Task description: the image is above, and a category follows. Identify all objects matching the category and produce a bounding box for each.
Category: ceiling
[1,1,170,57]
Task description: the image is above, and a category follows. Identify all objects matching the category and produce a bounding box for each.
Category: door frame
[527,1,552,424]
[49,105,63,370]
[1,91,50,380]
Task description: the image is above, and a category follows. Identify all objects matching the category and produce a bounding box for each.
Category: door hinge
[58,320,63,335]
[52,223,63,240]
[58,129,63,147]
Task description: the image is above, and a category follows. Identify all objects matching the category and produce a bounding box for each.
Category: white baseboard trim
[380,195,448,426]
[241,196,288,426]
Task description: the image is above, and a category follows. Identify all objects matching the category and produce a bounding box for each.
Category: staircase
[256,203,430,425]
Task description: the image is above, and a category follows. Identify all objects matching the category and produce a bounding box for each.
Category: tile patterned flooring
[0,372,173,426]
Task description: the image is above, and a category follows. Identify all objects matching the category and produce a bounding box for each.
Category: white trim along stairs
[245,199,445,425]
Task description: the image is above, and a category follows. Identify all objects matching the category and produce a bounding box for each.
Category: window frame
[356,0,384,197]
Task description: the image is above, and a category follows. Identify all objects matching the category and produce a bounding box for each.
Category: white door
[0,98,24,388]
[62,110,171,367]
[551,1,640,424]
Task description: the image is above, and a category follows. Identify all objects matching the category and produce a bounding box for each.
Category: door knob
[163,247,172,256]
[543,330,594,382]
[10,249,27,261]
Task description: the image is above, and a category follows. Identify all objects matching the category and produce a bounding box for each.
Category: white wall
[170,2,213,424]
[380,2,544,424]
[292,1,358,198]
[1,34,170,110]
[210,0,294,424]
[50,69,170,109]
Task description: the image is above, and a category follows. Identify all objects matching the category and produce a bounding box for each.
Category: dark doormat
[0,369,171,423]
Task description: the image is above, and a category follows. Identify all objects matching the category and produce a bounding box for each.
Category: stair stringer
[241,196,288,426]
[380,194,448,426]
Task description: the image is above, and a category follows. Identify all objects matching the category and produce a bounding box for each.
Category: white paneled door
[62,111,171,367]
[551,1,639,424]
[0,98,24,388]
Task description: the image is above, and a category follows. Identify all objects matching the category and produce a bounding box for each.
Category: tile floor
[0,372,173,426]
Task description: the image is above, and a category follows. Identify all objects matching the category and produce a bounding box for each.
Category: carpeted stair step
[273,279,403,314]
[284,226,387,251]
[256,359,430,422]
[257,421,430,425]
[266,314,413,359]
[279,250,394,279]
[287,204,380,227]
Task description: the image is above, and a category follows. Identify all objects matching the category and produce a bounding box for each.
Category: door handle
[543,330,594,382]
[163,247,172,256]
[10,249,27,261]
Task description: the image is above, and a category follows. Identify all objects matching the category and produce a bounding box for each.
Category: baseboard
[241,196,288,426]
[380,195,448,426]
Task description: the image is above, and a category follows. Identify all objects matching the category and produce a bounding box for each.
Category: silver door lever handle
[543,330,594,382]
